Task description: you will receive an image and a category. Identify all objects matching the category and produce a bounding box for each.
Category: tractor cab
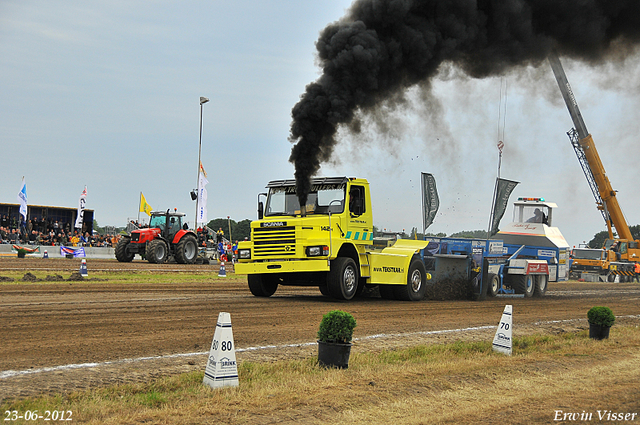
[149,210,185,238]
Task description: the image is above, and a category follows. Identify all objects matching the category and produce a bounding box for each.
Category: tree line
[587,225,640,248]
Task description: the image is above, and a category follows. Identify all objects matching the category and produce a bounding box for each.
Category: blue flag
[17,177,27,220]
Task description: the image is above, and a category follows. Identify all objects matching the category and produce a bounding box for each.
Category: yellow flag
[140,192,153,216]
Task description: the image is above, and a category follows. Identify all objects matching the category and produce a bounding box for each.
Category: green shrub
[317,310,356,344]
[587,306,615,327]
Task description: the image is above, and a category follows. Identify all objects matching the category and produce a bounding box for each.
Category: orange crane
[548,53,638,280]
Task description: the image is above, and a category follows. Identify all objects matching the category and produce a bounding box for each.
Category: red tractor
[115,210,198,264]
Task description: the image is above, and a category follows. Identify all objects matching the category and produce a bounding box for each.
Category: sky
[2,0,640,248]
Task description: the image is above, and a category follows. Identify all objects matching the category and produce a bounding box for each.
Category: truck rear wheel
[395,259,427,301]
[513,275,534,297]
[248,274,278,297]
[147,239,168,264]
[533,275,548,297]
[328,257,358,300]
[487,273,500,297]
[175,235,197,264]
[115,237,134,262]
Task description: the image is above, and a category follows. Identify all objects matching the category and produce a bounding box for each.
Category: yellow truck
[234,177,431,301]
[569,247,609,281]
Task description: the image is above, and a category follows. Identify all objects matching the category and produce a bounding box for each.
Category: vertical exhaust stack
[300,204,307,217]
[289,0,640,202]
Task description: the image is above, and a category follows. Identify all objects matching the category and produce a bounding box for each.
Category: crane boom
[548,54,590,139]
[548,53,634,242]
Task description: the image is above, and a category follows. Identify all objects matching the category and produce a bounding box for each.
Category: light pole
[227,215,232,243]
[195,96,209,229]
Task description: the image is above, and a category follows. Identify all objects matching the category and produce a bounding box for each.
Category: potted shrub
[587,306,615,340]
[317,310,356,369]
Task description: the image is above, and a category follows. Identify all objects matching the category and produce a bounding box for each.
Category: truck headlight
[306,245,329,257]
[239,249,251,259]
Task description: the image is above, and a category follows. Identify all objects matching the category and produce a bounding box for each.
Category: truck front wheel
[328,257,358,300]
[395,259,427,301]
[248,274,278,297]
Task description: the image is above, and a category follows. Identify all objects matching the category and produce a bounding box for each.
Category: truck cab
[570,247,609,280]
[238,177,373,263]
[603,239,638,281]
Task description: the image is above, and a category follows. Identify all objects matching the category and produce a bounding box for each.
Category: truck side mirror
[258,201,264,220]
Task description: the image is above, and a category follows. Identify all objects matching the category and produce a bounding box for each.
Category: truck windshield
[265,184,345,216]
[573,249,604,260]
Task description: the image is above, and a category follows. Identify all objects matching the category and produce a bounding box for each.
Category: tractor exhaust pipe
[300,204,307,217]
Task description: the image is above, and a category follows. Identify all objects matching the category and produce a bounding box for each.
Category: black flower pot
[589,323,611,340]
[318,341,352,369]
[17,251,26,258]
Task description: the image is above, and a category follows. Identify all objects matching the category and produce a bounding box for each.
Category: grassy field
[3,326,639,424]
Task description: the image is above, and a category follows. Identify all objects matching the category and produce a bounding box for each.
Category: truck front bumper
[235,258,330,275]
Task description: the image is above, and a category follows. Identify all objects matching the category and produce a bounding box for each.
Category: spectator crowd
[0,214,121,247]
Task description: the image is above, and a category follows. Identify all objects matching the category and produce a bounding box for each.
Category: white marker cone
[218,261,226,277]
[492,304,512,356]
[203,312,238,389]
[43,250,48,259]
[80,259,88,277]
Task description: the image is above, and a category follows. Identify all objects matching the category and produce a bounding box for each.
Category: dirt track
[1,258,639,402]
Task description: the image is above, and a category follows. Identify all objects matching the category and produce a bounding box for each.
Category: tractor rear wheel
[175,235,198,264]
[248,274,278,297]
[146,239,168,264]
[115,237,134,262]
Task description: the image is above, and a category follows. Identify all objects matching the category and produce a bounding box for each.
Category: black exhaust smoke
[289,0,640,206]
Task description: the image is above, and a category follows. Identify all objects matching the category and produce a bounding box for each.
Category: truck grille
[252,226,296,258]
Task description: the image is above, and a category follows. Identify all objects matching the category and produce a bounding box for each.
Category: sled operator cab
[497,197,569,251]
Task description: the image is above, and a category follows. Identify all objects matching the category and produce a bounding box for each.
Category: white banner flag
[197,171,209,226]
[75,186,87,229]
[17,177,27,220]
